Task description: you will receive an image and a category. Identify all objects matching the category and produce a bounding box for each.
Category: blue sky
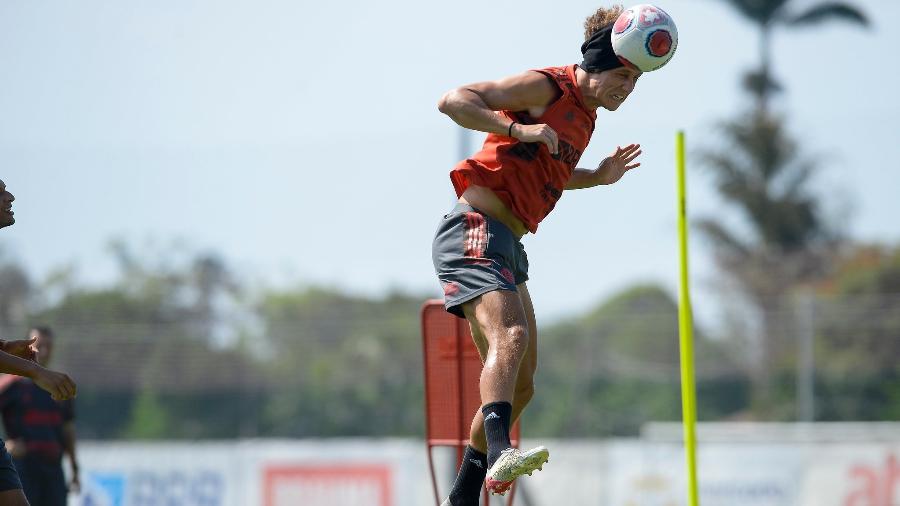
[1,0,897,323]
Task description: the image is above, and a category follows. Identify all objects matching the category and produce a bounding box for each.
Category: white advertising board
[67,436,900,505]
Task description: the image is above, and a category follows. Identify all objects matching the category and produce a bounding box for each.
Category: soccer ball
[611,4,678,72]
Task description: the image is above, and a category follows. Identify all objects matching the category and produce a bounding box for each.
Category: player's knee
[501,324,529,349]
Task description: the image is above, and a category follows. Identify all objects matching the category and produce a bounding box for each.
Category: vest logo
[551,139,582,168]
[509,139,582,169]
[509,141,541,162]
[541,183,562,202]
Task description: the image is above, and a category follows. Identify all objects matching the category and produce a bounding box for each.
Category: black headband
[580,25,624,73]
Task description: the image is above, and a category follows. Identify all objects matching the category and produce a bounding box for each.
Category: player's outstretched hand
[512,123,559,155]
[1,336,37,362]
[32,368,77,401]
[597,144,642,185]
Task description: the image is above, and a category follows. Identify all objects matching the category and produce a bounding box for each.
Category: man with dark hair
[432,5,660,503]
[1,327,80,506]
[0,179,78,506]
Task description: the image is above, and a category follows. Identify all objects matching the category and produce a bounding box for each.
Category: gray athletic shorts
[432,203,529,318]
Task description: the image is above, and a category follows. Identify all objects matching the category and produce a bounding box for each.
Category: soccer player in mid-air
[432,5,649,503]
[0,179,78,506]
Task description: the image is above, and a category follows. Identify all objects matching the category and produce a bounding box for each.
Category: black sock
[481,401,512,467]
[448,445,488,506]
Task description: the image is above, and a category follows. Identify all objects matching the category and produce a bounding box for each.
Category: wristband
[508,122,516,138]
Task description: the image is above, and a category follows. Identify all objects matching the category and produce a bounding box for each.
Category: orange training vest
[450,64,597,233]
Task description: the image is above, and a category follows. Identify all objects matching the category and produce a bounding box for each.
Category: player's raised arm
[438,72,562,155]
[0,350,40,379]
[0,337,37,362]
[0,352,76,401]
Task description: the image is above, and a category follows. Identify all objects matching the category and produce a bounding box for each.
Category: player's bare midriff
[459,185,529,238]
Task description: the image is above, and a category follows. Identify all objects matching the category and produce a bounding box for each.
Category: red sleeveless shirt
[450,64,597,233]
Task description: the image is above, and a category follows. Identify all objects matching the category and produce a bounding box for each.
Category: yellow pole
[676,130,700,506]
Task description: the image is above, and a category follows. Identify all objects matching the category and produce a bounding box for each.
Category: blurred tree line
[0,237,898,440]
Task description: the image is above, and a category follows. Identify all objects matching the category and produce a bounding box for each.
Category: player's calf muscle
[514,379,535,406]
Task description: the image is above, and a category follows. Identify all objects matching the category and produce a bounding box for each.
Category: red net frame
[421,299,519,505]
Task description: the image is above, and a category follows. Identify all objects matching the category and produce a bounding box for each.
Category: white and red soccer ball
[611,4,678,72]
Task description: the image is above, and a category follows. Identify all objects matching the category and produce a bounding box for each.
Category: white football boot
[484,446,550,495]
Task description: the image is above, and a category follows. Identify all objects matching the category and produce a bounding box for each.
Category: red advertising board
[263,465,392,506]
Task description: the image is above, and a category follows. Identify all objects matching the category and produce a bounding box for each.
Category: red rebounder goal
[421,299,519,505]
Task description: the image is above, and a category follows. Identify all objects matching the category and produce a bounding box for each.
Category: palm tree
[697,0,869,416]
[698,111,835,256]
[722,0,869,112]
[698,110,842,411]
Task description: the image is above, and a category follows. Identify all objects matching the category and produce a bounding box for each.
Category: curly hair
[583,5,624,40]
